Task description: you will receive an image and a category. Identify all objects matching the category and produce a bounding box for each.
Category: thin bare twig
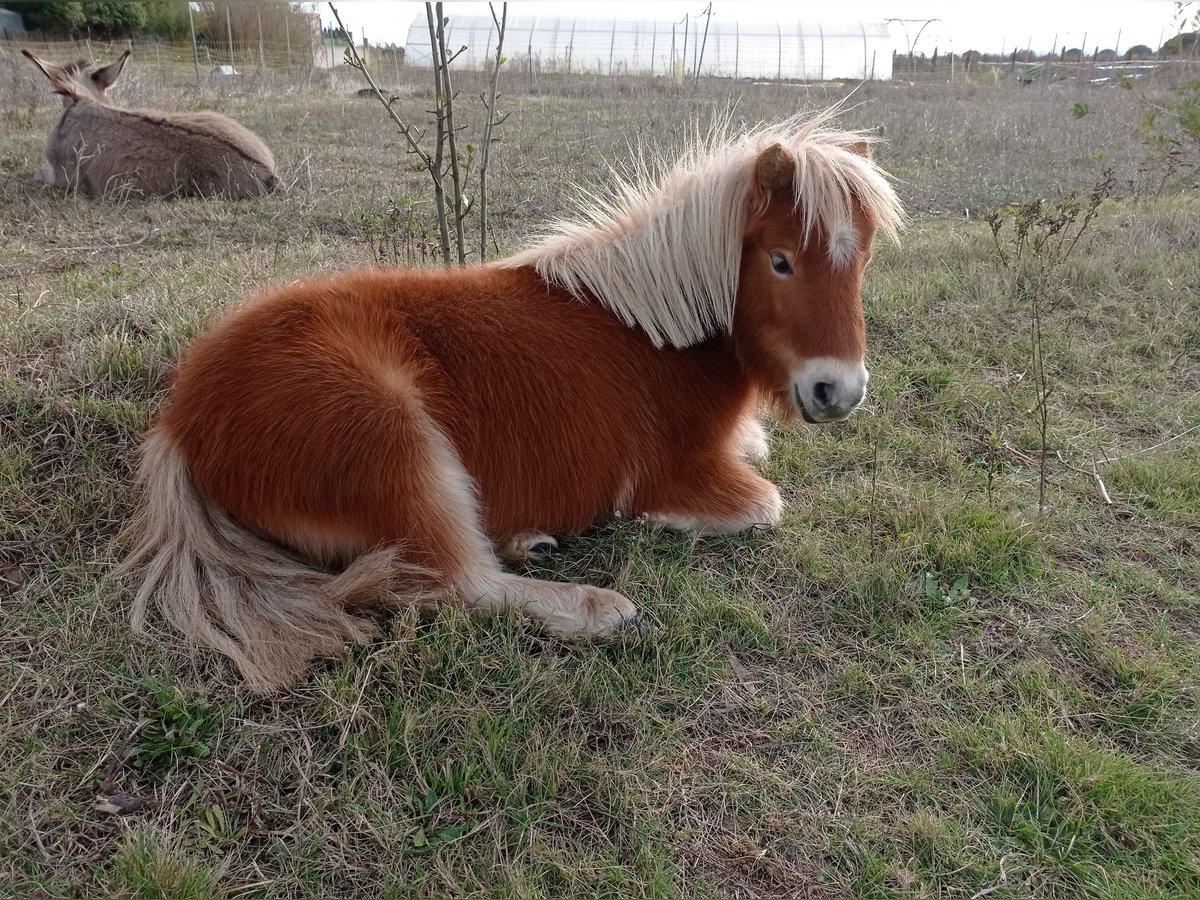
[28,807,53,864]
[48,229,157,255]
[479,2,508,262]
[867,436,879,551]
[424,3,452,263]
[327,4,431,170]
[432,3,467,264]
[1105,424,1200,463]
[1091,453,1113,505]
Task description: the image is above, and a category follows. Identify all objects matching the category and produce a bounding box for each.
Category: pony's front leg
[736,415,771,463]
[644,456,783,536]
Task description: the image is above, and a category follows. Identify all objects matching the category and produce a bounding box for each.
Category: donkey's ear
[91,50,131,90]
[22,50,58,83]
[754,143,794,196]
[23,49,80,97]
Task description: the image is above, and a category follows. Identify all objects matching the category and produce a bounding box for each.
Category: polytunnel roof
[404,15,895,75]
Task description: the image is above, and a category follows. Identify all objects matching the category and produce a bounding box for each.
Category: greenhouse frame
[404,15,896,81]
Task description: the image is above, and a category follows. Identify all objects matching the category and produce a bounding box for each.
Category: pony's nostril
[813,381,834,408]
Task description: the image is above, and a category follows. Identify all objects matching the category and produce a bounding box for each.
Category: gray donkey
[23,50,278,199]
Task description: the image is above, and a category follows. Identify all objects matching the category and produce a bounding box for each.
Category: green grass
[1,61,1198,898]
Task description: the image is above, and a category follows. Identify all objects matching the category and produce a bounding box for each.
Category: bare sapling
[329,2,508,266]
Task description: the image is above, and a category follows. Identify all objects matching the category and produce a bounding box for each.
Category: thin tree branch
[479,2,508,262]
[327,4,432,170]
[424,2,451,263]
[433,3,467,264]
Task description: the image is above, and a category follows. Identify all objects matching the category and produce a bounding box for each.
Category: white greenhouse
[404,15,895,80]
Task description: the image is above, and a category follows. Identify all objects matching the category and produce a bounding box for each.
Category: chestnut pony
[123,113,903,693]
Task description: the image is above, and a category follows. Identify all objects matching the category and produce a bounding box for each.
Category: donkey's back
[51,102,278,199]
[24,50,277,200]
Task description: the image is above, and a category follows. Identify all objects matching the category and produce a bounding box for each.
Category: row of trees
[4,1,311,43]
[894,34,1199,77]
[957,40,1195,67]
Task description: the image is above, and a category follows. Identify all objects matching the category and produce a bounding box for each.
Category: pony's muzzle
[792,357,869,423]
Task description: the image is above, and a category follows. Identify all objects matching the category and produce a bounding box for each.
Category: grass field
[1,53,1198,899]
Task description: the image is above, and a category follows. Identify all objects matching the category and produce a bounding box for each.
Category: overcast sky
[320,1,1188,55]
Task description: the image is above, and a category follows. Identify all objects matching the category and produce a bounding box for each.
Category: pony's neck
[500,154,753,351]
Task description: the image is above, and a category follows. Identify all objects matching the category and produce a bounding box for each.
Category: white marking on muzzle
[792,357,869,422]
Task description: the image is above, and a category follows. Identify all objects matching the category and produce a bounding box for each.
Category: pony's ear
[847,140,872,159]
[22,49,58,84]
[91,50,131,90]
[754,143,794,197]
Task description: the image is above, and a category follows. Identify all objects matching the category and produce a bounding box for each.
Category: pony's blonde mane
[503,109,905,348]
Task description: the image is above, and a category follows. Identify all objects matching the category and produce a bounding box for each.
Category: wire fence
[3,32,1197,91]
[1,34,364,76]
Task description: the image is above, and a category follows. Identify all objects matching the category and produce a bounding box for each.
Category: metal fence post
[818,22,824,80]
[860,22,867,79]
[776,21,781,79]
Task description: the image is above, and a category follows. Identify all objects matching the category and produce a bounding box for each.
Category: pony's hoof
[616,613,658,639]
[529,538,558,557]
[567,586,638,638]
[497,532,558,563]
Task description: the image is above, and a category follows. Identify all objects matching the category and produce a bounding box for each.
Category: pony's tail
[119,430,413,694]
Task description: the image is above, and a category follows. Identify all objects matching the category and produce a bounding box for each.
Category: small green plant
[194,803,248,851]
[132,681,223,771]
[404,785,470,852]
[356,196,441,266]
[1138,78,1200,190]
[984,169,1116,513]
[921,571,972,608]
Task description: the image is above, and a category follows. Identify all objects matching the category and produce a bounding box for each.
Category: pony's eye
[770,252,793,276]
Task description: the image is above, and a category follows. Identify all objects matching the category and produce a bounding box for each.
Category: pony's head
[734,135,896,423]
[503,110,904,424]
[22,49,130,108]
